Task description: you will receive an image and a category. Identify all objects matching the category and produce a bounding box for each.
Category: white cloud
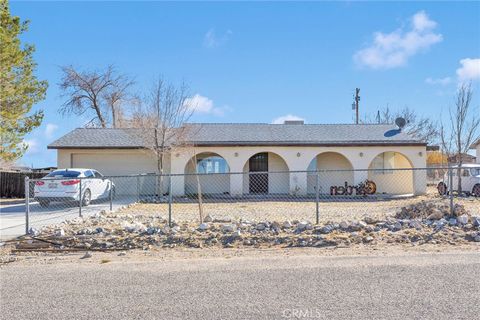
[354,11,442,69]
[272,114,305,124]
[456,58,480,82]
[203,28,232,48]
[184,94,228,116]
[24,139,39,155]
[44,123,58,139]
[425,77,451,86]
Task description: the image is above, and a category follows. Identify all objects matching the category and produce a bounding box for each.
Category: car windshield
[46,170,81,178]
[470,168,480,176]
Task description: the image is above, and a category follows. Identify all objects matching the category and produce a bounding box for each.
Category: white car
[34,168,115,207]
[437,164,480,197]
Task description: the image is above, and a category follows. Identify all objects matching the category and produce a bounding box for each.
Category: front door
[249,153,268,194]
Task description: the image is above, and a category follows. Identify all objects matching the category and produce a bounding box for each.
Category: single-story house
[448,153,477,164]
[48,121,427,196]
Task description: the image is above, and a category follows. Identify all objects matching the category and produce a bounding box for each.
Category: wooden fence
[0,171,47,198]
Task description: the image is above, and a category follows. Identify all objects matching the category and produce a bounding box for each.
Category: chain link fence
[1,166,479,240]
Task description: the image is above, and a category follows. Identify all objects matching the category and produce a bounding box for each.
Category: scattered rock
[81,252,92,259]
[449,218,458,226]
[363,216,378,224]
[28,227,39,236]
[457,215,469,225]
[409,220,422,230]
[283,221,293,229]
[472,217,480,227]
[296,221,310,232]
[198,223,209,231]
[426,209,443,221]
[363,236,374,243]
[221,224,236,233]
[256,223,267,231]
[204,215,213,223]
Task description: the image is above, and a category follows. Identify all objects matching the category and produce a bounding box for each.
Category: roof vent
[283,120,304,125]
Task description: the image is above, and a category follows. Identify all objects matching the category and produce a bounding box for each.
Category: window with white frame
[197,156,229,174]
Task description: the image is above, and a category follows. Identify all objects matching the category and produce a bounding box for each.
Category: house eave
[47,146,145,150]
[48,141,427,149]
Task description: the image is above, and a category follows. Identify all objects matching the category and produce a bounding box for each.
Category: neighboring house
[471,139,480,164]
[448,153,477,164]
[48,121,427,196]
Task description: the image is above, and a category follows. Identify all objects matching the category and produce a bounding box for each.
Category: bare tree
[59,65,134,127]
[140,78,193,176]
[440,83,480,193]
[363,106,439,145]
[132,77,209,221]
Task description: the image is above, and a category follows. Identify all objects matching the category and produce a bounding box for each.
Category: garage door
[72,153,162,196]
[71,153,157,176]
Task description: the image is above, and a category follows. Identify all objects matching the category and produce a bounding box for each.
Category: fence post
[79,178,83,217]
[25,176,30,234]
[448,166,454,215]
[109,181,113,211]
[136,175,140,202]
[315,172,320,225]
[168,175,173,227]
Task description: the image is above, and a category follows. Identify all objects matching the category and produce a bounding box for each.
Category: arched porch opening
[307,152,354,194]
[368,151,414,195]
[184,152,230,195]
[242,152,289,194]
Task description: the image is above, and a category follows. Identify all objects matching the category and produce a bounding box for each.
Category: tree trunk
[191,153,204,223]
[157,153,164,197]
[457,158,463,194]
[93,101,106,128]
[111,106,117,128]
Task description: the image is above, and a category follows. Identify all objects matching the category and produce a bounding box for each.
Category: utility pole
[354,88,360,124]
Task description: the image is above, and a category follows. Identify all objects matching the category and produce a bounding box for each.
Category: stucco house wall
[169,145,427,196]
[49,124,427,197]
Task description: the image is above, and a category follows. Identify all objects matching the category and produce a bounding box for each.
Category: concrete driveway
[0,251,479,320]
[0,196,135,240]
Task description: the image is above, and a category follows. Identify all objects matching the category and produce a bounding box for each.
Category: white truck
[437,164,480,197]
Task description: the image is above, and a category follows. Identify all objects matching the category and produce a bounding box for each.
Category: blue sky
[11,1,480,167]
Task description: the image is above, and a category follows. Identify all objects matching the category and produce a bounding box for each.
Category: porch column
[413,169,427,195]
[229,173,243,196]
[227,157,245,196]
[169,153,188,196]
[170,175,185,196]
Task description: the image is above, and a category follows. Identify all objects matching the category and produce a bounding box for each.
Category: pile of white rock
[25,205,480,251]
[395,201,469,220]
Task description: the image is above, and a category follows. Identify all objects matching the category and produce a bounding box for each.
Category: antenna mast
[352,88,360,124]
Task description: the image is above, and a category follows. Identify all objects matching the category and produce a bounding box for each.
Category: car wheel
[437,182,447,195]
[82,189,91,206]
[472,184,480,197]
[39,200,50,208]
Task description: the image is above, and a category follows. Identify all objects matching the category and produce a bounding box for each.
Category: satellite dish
[395,117,407,130]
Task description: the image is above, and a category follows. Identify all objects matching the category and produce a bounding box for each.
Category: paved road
[0,196,135,240]
[1,252,479,320]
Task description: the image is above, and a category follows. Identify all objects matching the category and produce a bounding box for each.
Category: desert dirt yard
[128,187,480,223]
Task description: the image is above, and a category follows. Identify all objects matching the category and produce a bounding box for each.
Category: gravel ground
[126,187,480,223]
[1,249,479,320]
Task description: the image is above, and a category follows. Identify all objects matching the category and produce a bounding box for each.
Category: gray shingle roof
[48,123,425,149]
